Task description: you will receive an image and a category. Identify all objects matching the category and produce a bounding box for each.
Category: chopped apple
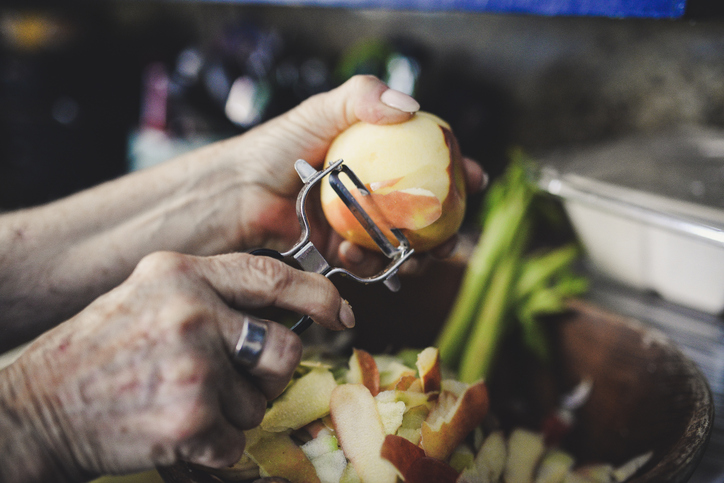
[301,433,340,460]
[448,443,475,473]
[419,380,489,461]
[535,449,576,483]
[245,432,321,483]
[380,434,426,479]
[573,464,613,482]
[330,384,398,483]
[405,456,459,483]
[504,428,546,483]
[394,375,418,391]
[374,355,417,390]
[563,473,598,483]
[346,349,381,396]
[261,367,337,432]
[375,389,430,410]
[339,462,362,483]
[396,404,429,445]
[321,111,467,252]
[458,429,507,483]
[416,347,442,394]
[311,450,348,483]
[375,399,407,435]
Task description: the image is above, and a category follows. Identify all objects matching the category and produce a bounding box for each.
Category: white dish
[538,126,724,315]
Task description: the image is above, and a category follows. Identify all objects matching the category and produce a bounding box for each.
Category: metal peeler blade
[254,158,415,334]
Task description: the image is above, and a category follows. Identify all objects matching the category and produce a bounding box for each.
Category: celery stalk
[458,221,530,383]
[436,183,532,368]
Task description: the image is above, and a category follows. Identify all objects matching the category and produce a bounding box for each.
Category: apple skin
[320,111,467,253]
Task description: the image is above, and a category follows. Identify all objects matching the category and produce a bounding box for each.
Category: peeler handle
[250,248,313,335]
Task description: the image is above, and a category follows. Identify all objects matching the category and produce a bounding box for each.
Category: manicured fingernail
[381,89,420,113]
[339,300,355,329]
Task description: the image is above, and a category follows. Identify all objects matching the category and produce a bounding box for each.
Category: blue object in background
[197,0,688,19]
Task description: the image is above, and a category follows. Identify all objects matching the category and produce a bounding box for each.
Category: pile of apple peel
[199,347,652,483]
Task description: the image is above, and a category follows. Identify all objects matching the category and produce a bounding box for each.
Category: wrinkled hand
[2,252,352,481]
[225,75,486,277]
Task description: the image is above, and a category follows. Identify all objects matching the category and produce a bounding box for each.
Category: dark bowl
[158,260,713,483]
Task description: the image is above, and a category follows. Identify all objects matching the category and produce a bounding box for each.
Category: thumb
[260,75,420,166]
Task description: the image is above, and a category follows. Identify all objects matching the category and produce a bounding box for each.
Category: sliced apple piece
[380,434,426,479]
[374,354,417,390]
[405,456,459,483]
[535,449,576,483]
[375,399,407,435]
[330,384,398,483]
[448,443,475,473]
[301,433,340,460]
[261,367,337,432]
[419,380,489,461]
[347,349,381,396]
[396,404,429,445]
[573,464,614,482]
[458,429,507,483]
[416,347,442,394]
[311,450,348,483]
[245,432,321,483]
[394,375,418,391]
[339,462,362,483]
[504,428,546,483]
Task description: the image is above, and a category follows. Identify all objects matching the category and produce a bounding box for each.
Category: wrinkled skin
[0,75,485,482]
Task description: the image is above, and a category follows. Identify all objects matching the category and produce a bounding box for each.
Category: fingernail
[381,89,420,113]
[339,300,355,329]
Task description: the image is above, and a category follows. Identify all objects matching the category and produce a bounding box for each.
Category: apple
[245,431,321,483]
[504,428,546,483]
[261,367,338,432]
[380,434,426,479]
[374,355,417,390]
[405,456,459,483]
[457,430,507,483]
[320,111,467,252]
[415,346,442,394]
[346,349,381,396]
[419,380,489,461]
[329,384,398,483]
[535,449,576,483]
[395,404,429,445]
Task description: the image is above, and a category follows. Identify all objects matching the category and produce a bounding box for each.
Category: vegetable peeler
[252,159,415,334]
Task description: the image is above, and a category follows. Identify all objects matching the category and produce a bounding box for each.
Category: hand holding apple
[320,112,468,253]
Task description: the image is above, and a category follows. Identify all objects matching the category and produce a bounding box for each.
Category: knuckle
[346,74,379,91]
[134,251,194,280]
[245,255,292,293]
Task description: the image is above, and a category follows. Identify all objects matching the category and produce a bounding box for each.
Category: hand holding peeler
[252,159,415,334]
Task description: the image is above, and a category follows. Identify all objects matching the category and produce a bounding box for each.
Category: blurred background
[1,0,723,481]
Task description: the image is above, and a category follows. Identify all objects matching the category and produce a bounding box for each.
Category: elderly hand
[220,75,486,275]
[0,251,352,482]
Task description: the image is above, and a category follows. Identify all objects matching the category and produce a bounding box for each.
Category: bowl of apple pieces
[156,298,713,483]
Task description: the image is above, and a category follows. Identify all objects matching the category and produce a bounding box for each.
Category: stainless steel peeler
[252,158,415,334]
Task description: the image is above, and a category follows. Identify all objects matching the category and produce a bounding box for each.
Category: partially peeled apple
[321,111,467,252]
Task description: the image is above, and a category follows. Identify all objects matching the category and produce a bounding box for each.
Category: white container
[538,126,724,315]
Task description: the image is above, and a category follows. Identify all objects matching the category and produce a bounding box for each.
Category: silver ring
[233,317,268,368]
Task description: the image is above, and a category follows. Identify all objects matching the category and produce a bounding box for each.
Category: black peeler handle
[250,248,314,335]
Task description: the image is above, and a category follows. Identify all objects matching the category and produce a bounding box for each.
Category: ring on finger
[234,316,268,369]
